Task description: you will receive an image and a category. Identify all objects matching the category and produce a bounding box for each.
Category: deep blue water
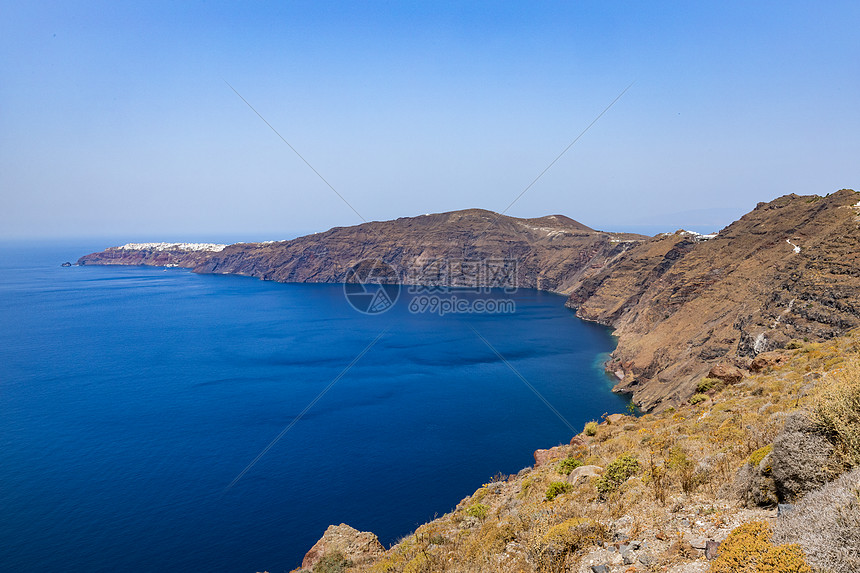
[0,241,627,572]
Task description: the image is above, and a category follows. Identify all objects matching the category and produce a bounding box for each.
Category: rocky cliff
[78,190,860,410]
[566,189,860,410]
[78,242,226,268]
[79,210,645,293]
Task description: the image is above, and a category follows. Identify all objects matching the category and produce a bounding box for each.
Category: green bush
[545,481,574,501]
[596,454,639,496]
[557,456,583,475]
[313,551,353,573]
[697,377,723,393]
[748,444,773,468]
[584,421,599,436]
[464,503,489,520]
[690,393,708,405]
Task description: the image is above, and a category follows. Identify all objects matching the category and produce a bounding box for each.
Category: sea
[0,240,629,572]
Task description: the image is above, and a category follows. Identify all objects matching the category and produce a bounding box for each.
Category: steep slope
[566,189,860,410]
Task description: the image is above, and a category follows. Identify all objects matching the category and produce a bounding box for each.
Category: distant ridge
[80,209,644,294]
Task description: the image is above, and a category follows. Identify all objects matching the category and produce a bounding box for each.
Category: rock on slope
[566,189,860,410]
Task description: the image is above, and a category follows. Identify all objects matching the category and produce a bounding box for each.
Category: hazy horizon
[0,203,746,244]
[2,2,858,239]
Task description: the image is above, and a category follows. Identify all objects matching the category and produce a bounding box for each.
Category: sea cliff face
[78,242,226,268]
[566,189,860,410]
[77,190,860,410]
[78,210,645,293]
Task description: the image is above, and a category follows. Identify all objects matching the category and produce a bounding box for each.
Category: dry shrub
[313,551,352,573]
[667,445,699,493]
[813,360,860,467]
[461,518,516,562]
[773,468,860,573]
[770,411,838,501]
[709,521,811,573]
[596,454,639,497]
[758,544,812,573]
[646,453,668,504]
[709,521,772,573]
[541,518,605,552]
[533,518,606,573]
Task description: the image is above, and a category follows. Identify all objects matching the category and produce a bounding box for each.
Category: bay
[0,241,627,572]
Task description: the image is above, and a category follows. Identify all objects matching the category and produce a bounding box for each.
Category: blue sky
[1,1,858,240]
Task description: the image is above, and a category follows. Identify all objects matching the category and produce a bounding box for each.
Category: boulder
[534,445,566,467]
[621,547,636,564]
[749,351,791,372]
[567,465,604,485]
[610,515,635,543]
[302,523,385,570]
[666,563,710,573]
[570,436,586,447]
[605,413,626,424]
[707,363,745,384]
[705,540,721,560]
[667,540,699,560]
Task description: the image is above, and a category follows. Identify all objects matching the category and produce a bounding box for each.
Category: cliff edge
[566,189,860,410]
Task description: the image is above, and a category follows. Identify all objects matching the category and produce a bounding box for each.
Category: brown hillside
[78,209,645,294]
[566,189,860,410]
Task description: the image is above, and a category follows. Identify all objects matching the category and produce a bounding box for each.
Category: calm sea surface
[0,241,628,572]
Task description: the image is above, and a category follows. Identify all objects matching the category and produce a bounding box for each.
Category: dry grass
[812,358,860,467]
